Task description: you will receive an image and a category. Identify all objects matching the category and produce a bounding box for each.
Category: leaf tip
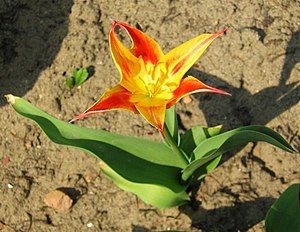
[214,124,223,130]
[5,94,18,105]
[290,146,298,153]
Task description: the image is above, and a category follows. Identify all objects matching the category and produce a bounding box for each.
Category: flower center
[143,62,169,98]
[129,59,176,107]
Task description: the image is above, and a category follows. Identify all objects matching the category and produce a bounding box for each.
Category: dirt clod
[44,189,73,213]
[183,96,193,104]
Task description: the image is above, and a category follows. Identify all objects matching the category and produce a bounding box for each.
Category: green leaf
[163,106,189,166]
[164,106,179,146]
[100,161,189,208]
[6,95,189,208]
[265,184,300,232]
[66,76,74,89]
[179,125,223,181]
[73,67,89,87]
[191,155,222,181]
[181,125,295,182]
[180,125,223,160]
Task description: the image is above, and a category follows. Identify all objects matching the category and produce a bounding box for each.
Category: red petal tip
[69,111,95,123]
[221,90,231,96]
[69,115,83,123]
[215,28,228,37]
[222,28,228,36]
[215,89,231,96]
[110,18,117,24]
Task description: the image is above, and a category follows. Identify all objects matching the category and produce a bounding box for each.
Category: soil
[0,0,299,231]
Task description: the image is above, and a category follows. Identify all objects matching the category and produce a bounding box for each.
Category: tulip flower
[71,20,229,134]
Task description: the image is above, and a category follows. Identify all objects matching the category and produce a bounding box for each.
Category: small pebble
[3,156,10,165]
[87,222,93,228]
[44,189,73,212]
[25,142,32,150]
[84,170,97,183]
[183,96,193,104]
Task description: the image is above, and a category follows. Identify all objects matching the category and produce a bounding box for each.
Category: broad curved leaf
[100,161,189,208]
[7,95,189,208]
[265,184,300,232]
[181,125,295,182]
[191,155,222,181]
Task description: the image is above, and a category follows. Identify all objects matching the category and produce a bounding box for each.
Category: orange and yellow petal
[135,104,166,134]
[109,21,140,83]
[166,76,230,108]
[165,29,227,86]
[113,20,164,64]
[70,85,137,122]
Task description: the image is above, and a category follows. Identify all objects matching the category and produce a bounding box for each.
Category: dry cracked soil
[0,0,299,231]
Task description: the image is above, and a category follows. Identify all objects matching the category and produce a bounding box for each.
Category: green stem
[164,125,189,166]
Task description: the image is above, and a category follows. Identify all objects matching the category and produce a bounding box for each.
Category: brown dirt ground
[1,0,299,231]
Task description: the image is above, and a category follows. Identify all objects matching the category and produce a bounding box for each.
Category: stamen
[137,61,170,100]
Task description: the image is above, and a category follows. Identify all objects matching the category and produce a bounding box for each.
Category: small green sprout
[66,67,89,89]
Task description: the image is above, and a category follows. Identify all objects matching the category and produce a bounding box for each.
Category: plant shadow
[179,29,300,230]
[180,197,275,231]
[186,28,300,158]
[0,0,73,106]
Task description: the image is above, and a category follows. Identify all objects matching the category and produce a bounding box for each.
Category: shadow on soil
[0,0,73,106]
[186,29,300,154]
[192,27,299,126]
[181,197,275,231]
[178,30,300,231]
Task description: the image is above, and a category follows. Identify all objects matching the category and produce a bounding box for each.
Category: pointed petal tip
[201,87,231,96]
[69,114,83,123]
[219,89,231,96]
[69,111,96,123]
[205,82,230,96]
[213,27,228,38]
[110,20,126,28]
[110,19,118,31]
[222,27,228,35]
[212,89,231,96]
[110,18,117,24]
